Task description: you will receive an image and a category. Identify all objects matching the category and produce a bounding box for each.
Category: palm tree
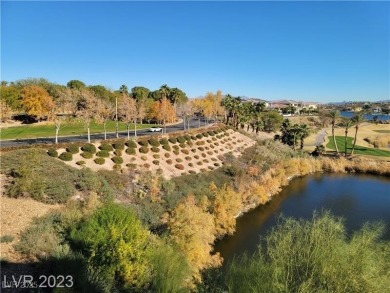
[350,112,365,156]
[328,110,340,155]
[343,118,353,157]
[299,124,310,150]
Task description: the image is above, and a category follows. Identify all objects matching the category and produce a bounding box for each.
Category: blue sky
[2,1,389,102]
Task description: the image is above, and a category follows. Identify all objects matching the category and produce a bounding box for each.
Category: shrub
[176,136,185,144]
[80,152,93,159]
[99,143,114,151]
[208,131,215,136]
[47,148,58,158]
[76,160,86,166]
[166,159,173,165]
[164,153,170,158]
[202,132,209,137]
[113,164,122,171]
[181,149,189,155]
[162,144,171,151]
[143,163,150,168]
[0,235,15,243]
[212,137,218,142]
[141,156,147,161]
[82,143,96,154]
[200,168,207,172]
[126,163,137,169]
[197,161,203,166]
[187,141,193,147]
[173,145,180,150]
[113,142,125,150]
[208,166,214,170]
[185,156,191,161]
[205,146,210,150]
[126,140,137,148]
[196,141,205,146]
[138,140,149,147]
[179,143,186,149]
[96,150,110,158]
[214,163,220,167]
[176,158,183,163]
[211,157,217,161]
[151,146,160,153]
[94,158,105,165]
[59,152,73,161]
[111,156,124,164]
[214,142,219,146]
[188,170,196,174]
[214,150,219,154]
[194,155,200,159]
[191,148,197,153]
[175,164,184,170]
[207,151,213,155]
[207,139,212,143]
[139,146,149,154]
[201,153,207,158]
[153,154,160,159]
[126,147,136,155]
[114,150,122,156]
[159,138,169,145]
[198,147,205,151]
[210,145,215,149]
[152,160,159,165]
[191,135,197,140]
[148,138,160,147]
[203,159,209,163]
[196,134,203,139]
[188,163,194,167]
[173,150,180,155]
[184,135,191,141]
[66,144,79,154]
[169,137,177,144]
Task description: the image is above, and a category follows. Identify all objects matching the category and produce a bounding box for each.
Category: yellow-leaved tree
[150,97,175,134]
[21,85,54,120]
[168,195,221,284]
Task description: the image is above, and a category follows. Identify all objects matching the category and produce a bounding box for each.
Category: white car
[149,126,162,132]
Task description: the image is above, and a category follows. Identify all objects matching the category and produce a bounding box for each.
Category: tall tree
[262,111,283,133]
[1,84,22,112]
[20,85,55,120]
[118,85,129,138]
[96,99,114,140]
[131,86,150,102]
[343,118,353,157]
[350,112,365,156]
[150,97,175,134]
[328,110,340,155]
[77,89,97,143]
[299,124,310,150]
[120,97,137,140]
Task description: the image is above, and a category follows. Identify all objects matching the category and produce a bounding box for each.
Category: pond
[214,173,390,265]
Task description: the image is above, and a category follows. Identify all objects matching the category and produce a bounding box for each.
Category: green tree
[131,86,150,102]
[89,85,116,104]
[70,204,152,290]
[328,110,340,155]
[0,84,22,111]
[350,112,365,156]
[262,111,283,133]
[67,80,86,90]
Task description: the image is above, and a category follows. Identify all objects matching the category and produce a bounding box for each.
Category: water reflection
[214,173,390,265]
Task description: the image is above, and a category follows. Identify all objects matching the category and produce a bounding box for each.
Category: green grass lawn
[373,130,390,134]
[326,136,390,157]
[1,120,155,140]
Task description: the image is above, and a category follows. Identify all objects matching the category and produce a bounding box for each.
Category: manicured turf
[327,136,390,157]
[1,120,155,140]
[373,130,390,134]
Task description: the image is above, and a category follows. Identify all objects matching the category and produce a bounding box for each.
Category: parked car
[149,126,162,132]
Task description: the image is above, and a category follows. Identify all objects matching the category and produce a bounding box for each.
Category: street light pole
[115,96,118,138]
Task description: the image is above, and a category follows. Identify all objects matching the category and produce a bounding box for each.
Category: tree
[96,99,114,140]
[299,124,310,150]
[0,99,14,122]
[262,111,283,133]
[89,85,116,104]
[77,89,97,143]
[118,85,129,138]
[70,204,152,290]
[328,110,340,155]
[20,85,55,120]
[150,97,175,134]
[131,86,150,102]
[350,112,365,156]
[168,195,221,283]
[0,84,22,112]
[120,97,137,140]
[343,118,353,157]
[67,80,86,90]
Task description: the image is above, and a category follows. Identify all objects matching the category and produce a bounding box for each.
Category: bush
[159,138,169,145]
[66,144,79,154]
[214,163,220,167]
[194,155,200,159]
[196,134,203,139]
[200,168,207,172]
[202,132,209,137]
[79,152,92,159]
[179,143,186,148]
[113,142,125,150]
[143,163,150,168]
[153,154,160,159]
[188,163,194,167]
[208,166,214,170]
[205,146,210,150]
[47,148,58,158]
[82,143,97,154]
[138,140,149,147]
[176,158,183,163]
[198,147,205,151]
[114,150,122,156]
[175,164,184,170]
[164,153,170,158]
[197,161,203,166]
[151,146,160,153]
[169,137,177,144]
[208,131,215,136]
[203,159,209,163]
[99,144,114,151]
[196,141,205,146]
[126,147,136,155]
[141,156,147,161]
[212,137,217,141]
[177,136,186,144]
[0,235,15,243]
[125,140,137,148]
[191,135,197,140]
[94,158,105,165]
[188,170,196,174]
[152,160,159,165]
[111,156,123,164]
[191,148,197,153]
[173,145,180,150]
[214,142,219,146]
[59,152,73,161]
[207,151,213,155]
[76,160,86,166]
[96,150,110,158]
[162,144,171,151]
[126,163,137,169]
[207,139,212,143]
[139,146,149,154]
[148,138,160,147]
[184,135,191,141]
[173,150,180,155]
[211,157,217,161]
[201,153,207,158]
[185,156,191,161]
[113,164,122,171]
[181,149,189,155]
[166,159,173,165]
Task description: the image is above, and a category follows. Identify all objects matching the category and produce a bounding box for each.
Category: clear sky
[2,1,389,102]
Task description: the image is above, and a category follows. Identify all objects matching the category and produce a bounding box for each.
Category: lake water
[340,111,390,121]
[214,173,390,265]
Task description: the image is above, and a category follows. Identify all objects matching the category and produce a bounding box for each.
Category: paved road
[0,117,213,148]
